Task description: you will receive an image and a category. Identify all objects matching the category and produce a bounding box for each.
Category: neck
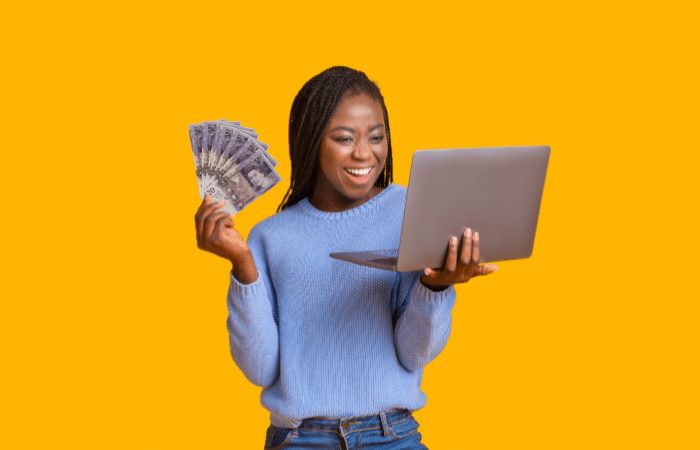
[309,186,384,212]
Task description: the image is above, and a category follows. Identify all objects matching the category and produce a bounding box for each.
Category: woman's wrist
[231,252,258,284]
[420,275,451,292]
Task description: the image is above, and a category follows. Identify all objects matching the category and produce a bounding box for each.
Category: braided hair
[278,66,393,211]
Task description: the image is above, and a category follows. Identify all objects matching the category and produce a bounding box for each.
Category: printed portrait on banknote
[239,150,282,197]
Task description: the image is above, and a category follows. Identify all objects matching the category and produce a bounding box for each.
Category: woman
[195,66,497,449]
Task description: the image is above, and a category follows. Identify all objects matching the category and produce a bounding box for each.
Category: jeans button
[342,422,351,430]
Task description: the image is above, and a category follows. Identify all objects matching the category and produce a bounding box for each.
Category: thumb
[424,268,439,278]
[477,264,499,275]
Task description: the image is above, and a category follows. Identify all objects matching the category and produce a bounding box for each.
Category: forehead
[328,92,384,125]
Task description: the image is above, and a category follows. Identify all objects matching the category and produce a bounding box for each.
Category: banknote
[260,143,278,167]
[219,170,257,213]
[188,123,204,197]
[231,138,268,168]
[201,119,230,188]
[214,129,253,179]
[201,180,238,215]
[210,123,257,174]
[232,127,278,167]
[190,119,240,198]
[218,138,266,182]
[217,123,278,168]
[236,149,283,199]
[210,122,252,180]
[216,148,282,212]
[190,120,282,215]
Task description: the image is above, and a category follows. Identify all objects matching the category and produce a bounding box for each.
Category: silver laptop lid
[396,146,550,271]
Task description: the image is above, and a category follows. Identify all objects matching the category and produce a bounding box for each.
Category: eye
[370,135,385,143]
[333,136,353,144]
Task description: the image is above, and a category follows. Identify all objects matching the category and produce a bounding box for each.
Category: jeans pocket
[264,425,292,450]
[387,413,419,440]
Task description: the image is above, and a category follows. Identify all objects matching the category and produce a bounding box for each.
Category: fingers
[197,196,226,220]
[210,215,235,246]
[427,231,471,280]
[198,193,211,212]
[422,234,460,285]
[444,236,459,274]
[467,232,498,278]
[459,228,473,267]
[195,194,228,247]
[195,194,212,224]
[201,211,232,247]
[424,229,499,287]
[195,194,212,242]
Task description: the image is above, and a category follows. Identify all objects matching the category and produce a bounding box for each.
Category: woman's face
[310,92,388,212]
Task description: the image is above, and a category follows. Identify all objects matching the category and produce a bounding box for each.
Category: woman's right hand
[195,195,258,284]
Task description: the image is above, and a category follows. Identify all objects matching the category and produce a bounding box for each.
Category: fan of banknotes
[188,119,282,215]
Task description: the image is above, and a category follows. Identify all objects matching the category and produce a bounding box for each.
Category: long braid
[278,67,394,212]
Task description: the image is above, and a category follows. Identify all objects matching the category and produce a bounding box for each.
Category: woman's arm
[226,269,279,388]
[195,195,280,387]
[195,195,258,283]
[392,272,456,372]
[392,228,498,371]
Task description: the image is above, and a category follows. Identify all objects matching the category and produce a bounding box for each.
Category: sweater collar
[297,183,399,220]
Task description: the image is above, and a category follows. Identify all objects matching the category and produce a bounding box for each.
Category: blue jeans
[263,409,428,450]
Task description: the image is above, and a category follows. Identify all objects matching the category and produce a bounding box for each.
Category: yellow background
[3,1,698,448]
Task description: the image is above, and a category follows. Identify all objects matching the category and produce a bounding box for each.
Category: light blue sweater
[226,184,457,428]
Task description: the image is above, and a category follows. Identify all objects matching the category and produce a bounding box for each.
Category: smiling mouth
[345,167,372,176]
[344,166,375,185]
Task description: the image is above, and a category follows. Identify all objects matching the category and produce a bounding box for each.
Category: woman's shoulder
[370,183,407,211]
[382,182,407,200]
[248,201,307,240]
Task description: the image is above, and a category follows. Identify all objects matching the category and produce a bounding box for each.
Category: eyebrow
[329,124,385,133]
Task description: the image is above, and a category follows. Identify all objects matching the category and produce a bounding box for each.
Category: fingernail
[451,236,458,245]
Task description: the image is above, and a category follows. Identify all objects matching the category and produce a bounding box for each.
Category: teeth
[346,167,371,176]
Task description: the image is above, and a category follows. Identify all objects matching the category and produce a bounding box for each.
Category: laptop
[329,146,551,272]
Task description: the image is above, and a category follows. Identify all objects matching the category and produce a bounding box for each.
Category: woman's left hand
[420,228,499,291]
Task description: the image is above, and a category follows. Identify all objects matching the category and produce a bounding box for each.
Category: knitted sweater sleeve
[225,225,280,387]
[392,272,457,372]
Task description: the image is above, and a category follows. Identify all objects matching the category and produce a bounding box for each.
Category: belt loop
[291,427,299,438]
[380,411,390,437]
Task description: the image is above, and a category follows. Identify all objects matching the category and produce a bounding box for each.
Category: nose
[351,139,372,160]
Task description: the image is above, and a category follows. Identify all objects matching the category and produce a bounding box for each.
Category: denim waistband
[293,409,412,437]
